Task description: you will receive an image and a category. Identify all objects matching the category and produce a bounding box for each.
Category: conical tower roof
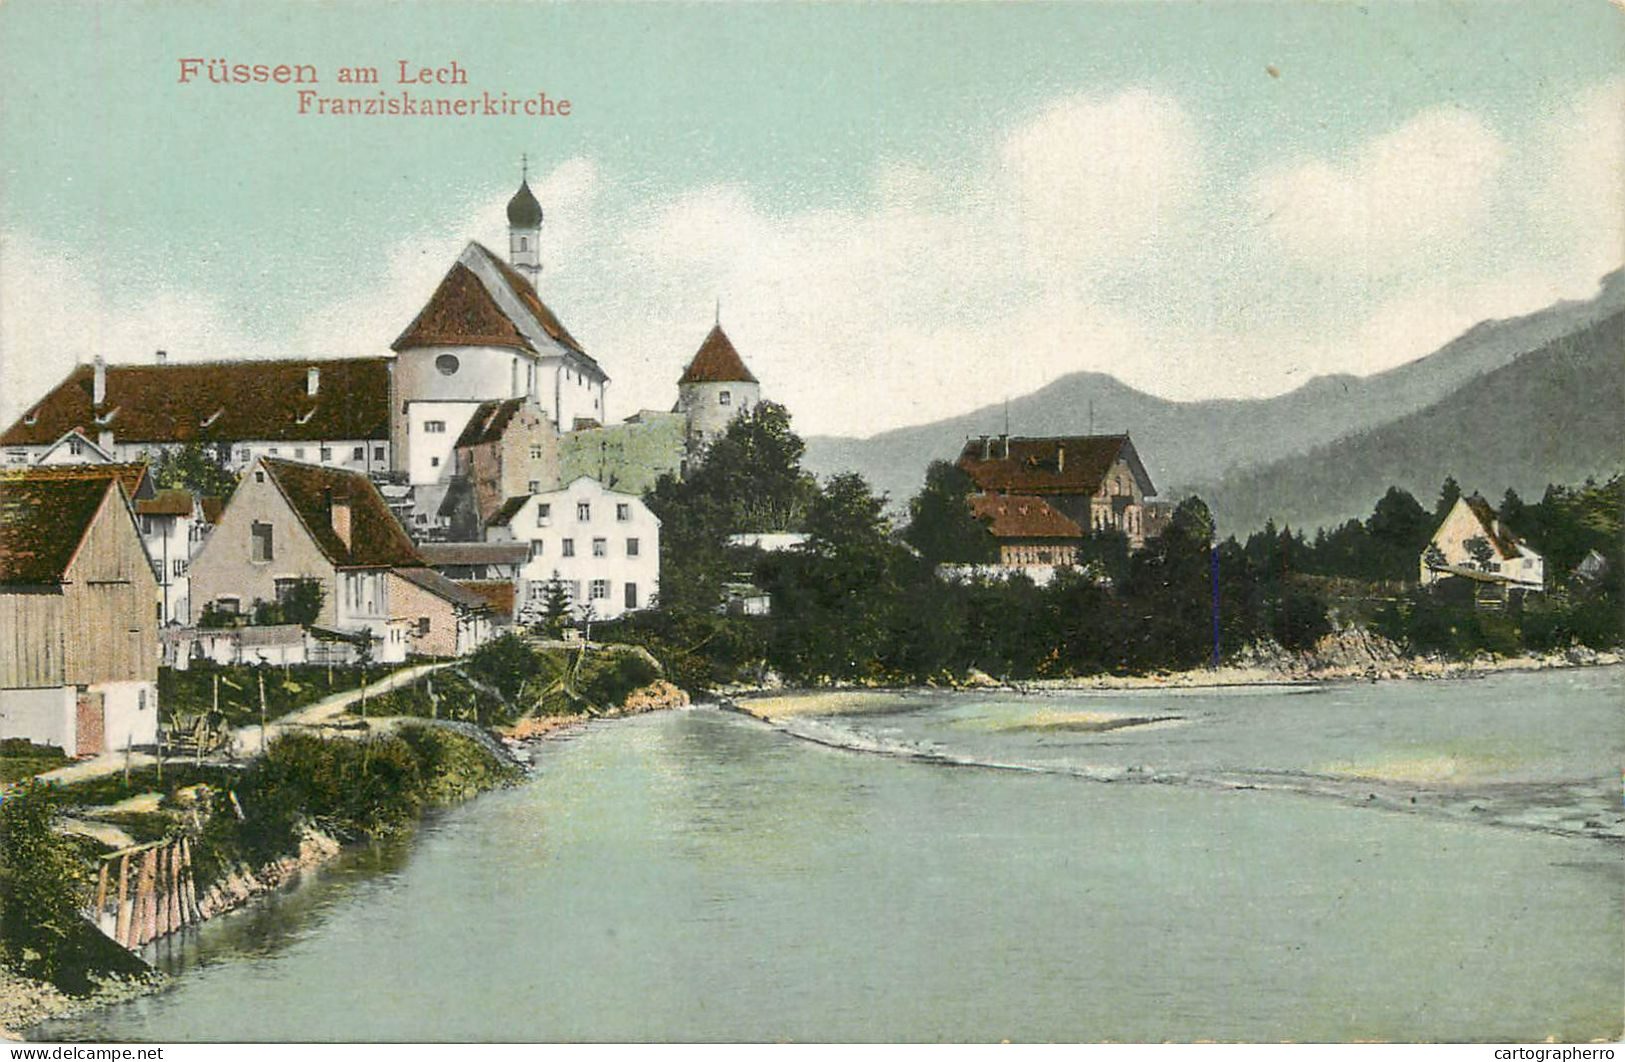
[679,324,758,385]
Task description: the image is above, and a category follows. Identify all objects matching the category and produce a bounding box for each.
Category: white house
[486,475,660,621]
[1420,495,1545,590]
[135,488,209,626]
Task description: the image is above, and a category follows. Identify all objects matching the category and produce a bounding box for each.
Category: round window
[435,353,460,376]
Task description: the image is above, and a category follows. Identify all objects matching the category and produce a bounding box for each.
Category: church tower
[677,317,760,447]
[507,160,543,287]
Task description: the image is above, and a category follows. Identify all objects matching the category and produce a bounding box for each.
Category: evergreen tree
[1434,475,1462,522]
[541,573,574,637]
[903,460,997,564]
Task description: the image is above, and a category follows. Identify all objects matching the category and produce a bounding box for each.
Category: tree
[540,572,574,638]
[1366,486,1430,581]
[0,782,93,984]
[1464,535,1498,572]
[1435,475,1462,522]
[149,441,239,501]
[281,579,325,626]
[903,460,996,564]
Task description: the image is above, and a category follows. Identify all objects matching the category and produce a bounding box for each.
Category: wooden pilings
[90,836,205,951]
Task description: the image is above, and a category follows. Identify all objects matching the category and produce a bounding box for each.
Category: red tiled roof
[485,495,530,528]
[455,398,526,448]
[0,475,117,585]
[458,579,515,621]
[390,565,492,611]
[678,325,758,385]
[957,435,1154,498]
[0,461,153,502]
[261,459,423,569]
[391,242,591,364]
[968,493,1084,540]
[419,541,531,567]
[135,488,194,517]
[1,358,391,447]
[391,262,533,354]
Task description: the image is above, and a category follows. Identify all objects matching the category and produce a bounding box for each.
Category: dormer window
[94,407,119,425]
[719,391,731,406]
[23,411,37,425]
[200,408,223,429]
[295,408,316,425]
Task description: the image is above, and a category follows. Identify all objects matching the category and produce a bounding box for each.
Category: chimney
[326,489,352,551]
[997,434,1009,460]
[155,349,167,366]
[1056,445,1065,473]
[306,367,321,397]
[93,355,107,407]
[979,434,991,460]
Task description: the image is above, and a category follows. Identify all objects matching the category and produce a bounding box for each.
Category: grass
[0,739,67,784]
[159,663,404,728]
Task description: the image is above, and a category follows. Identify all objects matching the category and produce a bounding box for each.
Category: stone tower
[677,321,760,446]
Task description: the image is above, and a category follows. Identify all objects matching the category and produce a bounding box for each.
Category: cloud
[1529,77,1625,283]
[0,232,282,425]
[3,83,1619,441]
[1250,108,1507,275]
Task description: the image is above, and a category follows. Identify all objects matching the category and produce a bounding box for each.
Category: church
[1,170,769,522]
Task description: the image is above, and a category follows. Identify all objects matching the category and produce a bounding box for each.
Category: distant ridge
[802,270,1625,526]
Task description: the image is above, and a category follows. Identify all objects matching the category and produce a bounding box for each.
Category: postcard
[1,0,1620,1047]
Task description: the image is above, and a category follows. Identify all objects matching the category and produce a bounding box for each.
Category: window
[250,521,274,562]
[529,445,544,460]
[719,390,731,407]
[255,470,265,483]
[529,541,544,561]
[568,580,581,602]
[373,446,385,461]
[68,438,83,455]
[218,596,240,615]
[519,236,528,251]
[416,617,431,636]
[435,354,460,376]
[430,456,441,468]
[562,538,575,557]
[626,538,639,557]
[320,447,332,461]
[424,420,446,434]
[295,447,306,460]
[536,503,551,526]
[352,446,365,461]
[616,503,631,522]
[138,688,148,712]
[528,480,541,494]
[592,538,607,557]
[141,516,155,535]
[172,559,186,577]
[238,447,250,463]
[577,502,591,521]
[590,579,610,600]
[624,583,639,609]
[529,583,547,601]
[269,447,279,456]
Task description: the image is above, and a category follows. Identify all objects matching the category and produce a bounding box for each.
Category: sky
[1,1,1620,438]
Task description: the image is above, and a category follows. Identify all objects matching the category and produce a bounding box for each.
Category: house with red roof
[0,469,159,757]
[1,355,393,476]
[189,459,493,662]
[676,322,761,447]
[968,493,1086,567]
[957,433,1159,549]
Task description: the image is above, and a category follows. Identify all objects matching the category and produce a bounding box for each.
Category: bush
[0,782,93,985]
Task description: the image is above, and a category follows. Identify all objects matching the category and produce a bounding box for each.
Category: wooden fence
[89,836,203,950]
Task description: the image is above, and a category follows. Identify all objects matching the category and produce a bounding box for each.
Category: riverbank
[724,632,1622,716]
[5,673,693,1041]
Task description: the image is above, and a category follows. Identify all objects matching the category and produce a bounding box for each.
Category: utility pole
[1210,541,1221,670]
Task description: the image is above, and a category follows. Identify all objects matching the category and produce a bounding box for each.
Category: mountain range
[802,270,1625,535]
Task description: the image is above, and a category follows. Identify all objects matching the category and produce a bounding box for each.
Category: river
[40,668,1623,1042]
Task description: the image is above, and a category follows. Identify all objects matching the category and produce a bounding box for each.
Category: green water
[42,669,1624,1042]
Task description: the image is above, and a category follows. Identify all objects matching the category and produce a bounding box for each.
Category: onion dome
[507,179,543,228]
